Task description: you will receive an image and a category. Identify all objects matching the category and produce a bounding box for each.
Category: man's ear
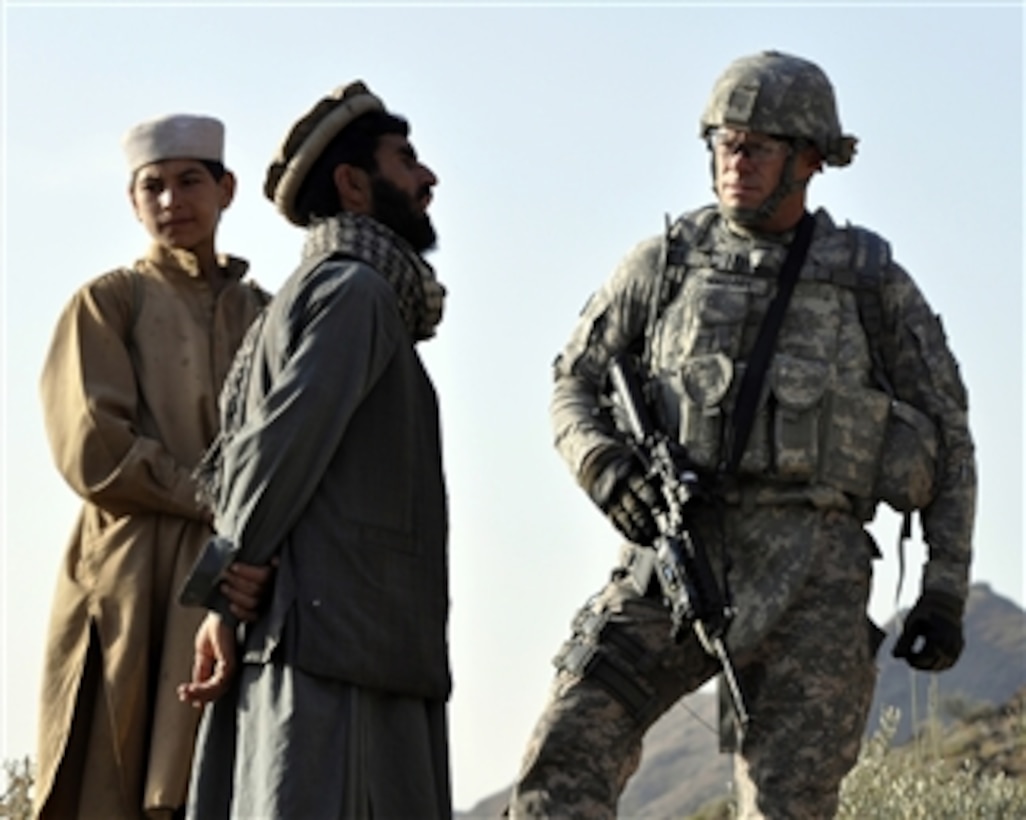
[796,146,824,182]
[333,163,372,214]
[218,171,237,209]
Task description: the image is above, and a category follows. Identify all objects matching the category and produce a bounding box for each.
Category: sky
[2,0,1023,812]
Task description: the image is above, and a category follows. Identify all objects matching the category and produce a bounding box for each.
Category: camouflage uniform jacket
[551,206,976,601]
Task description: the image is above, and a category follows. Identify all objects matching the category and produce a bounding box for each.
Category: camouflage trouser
[508,506,879,820]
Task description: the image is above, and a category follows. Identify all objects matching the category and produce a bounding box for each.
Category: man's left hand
[892,589,965,671]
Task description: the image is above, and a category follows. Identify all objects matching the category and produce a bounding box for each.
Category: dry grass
[7,694,1025,819]
[835,704,1026,819]
[683,690,1026,820]
[0,757,33,820]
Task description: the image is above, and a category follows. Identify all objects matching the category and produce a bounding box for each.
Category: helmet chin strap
[713,146,808,229]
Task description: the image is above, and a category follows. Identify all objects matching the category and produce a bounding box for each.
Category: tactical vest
[643,206,937,511]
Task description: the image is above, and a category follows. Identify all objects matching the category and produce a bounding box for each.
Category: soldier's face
[711,128,791,213]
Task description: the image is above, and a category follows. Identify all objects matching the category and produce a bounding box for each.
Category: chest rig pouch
[644,207,938,513]
[847,233,938,512]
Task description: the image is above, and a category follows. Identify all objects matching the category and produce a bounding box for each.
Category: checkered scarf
[194,211,445,509]
[303,211,446,341]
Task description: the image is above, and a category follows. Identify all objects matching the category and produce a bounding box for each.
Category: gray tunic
[184,254,451,818]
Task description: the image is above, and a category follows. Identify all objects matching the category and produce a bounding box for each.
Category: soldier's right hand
[579,445,663,545]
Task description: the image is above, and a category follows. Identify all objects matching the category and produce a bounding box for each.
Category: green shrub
[687,703,1026,820]
[836,706,1026,819]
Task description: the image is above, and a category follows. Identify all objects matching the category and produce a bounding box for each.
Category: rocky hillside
[926,684,1026,780]
[869,582,1026,746]
[459,582,1026,818]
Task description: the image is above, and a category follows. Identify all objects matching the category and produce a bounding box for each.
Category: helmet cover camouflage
[701,50,857,167]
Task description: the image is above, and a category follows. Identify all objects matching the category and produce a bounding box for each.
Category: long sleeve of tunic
[40,244,268,520]
[41,266,205,519]
[183,259,403,611]
[221,261,402,555]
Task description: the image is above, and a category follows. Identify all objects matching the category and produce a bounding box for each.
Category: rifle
[608,353,750,742]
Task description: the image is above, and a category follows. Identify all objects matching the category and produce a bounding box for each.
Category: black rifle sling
[724,211,816,476]
[715,211,814,753]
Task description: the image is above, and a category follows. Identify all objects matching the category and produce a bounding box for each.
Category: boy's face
[129,158,234,253]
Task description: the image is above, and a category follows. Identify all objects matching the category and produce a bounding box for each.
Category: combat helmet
[701,51,856,227]
[701,50,857,167]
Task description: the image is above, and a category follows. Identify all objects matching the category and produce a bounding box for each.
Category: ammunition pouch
[818,383,890,498]
[873,399,939,512]
[648,211,939,512]
[676,356,937,512]
[820,388,939,511]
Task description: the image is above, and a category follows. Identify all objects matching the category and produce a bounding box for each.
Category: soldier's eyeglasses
[707,129,791,163]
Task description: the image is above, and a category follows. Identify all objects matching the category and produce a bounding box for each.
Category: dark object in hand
[892,589,965,671]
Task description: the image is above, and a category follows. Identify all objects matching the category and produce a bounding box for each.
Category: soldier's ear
[797,146,824,181]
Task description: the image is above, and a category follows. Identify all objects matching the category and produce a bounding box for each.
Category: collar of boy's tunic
[143,242,249,282]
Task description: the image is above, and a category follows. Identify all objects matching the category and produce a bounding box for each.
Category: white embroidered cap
[122,114,225,173]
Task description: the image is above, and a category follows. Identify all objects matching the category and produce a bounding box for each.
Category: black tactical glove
[892,589,965,671]
[579,445,663,545]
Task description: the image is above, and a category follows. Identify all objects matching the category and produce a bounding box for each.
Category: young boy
[35,114,270,819]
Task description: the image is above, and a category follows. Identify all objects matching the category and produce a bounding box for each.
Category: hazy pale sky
[3,1,1023,811]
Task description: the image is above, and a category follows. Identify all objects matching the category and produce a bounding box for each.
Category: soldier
[508,50,976,818]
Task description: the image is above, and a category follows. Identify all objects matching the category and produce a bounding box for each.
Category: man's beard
[370,175,437,254]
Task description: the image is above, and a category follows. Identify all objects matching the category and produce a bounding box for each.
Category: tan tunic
[35,243,268,818]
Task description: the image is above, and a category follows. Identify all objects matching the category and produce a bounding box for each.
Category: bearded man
[176,81,451,819]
